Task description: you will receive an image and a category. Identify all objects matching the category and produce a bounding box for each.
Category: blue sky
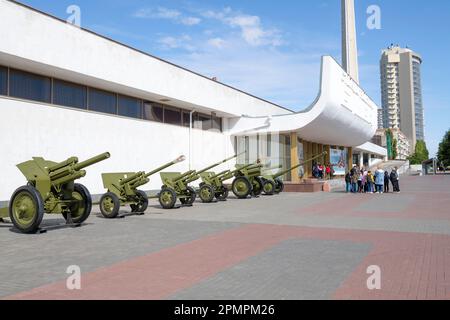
[19,0,450,156]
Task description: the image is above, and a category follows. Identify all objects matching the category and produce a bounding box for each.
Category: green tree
[392,139,398,160]
[408,140,430,165]
[438,130,450,167]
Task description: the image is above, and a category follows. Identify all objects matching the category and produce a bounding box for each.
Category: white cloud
[158,35,195,51]
[208,37,226,49]
[133,7,201,26]
[161,37,322,109]
[201,8,283,47]
[181,17,201,26]
[134,7,181,19]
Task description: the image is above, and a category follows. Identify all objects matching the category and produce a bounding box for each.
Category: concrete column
[304,141,311,178]
[359,151,364,168]
[290,132,300,183]
[324,145,331,165]
[347,147,353,172]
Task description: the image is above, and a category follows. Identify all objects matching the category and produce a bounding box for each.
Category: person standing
[345,171,352,193]
[367,171,375,194]
[390,168,400,193]
[384,171,390,193]
[318,164,324,180]
[352,169,360,193]
[357,169,363,193]
[326,165,332,180]
[374,167,385,194]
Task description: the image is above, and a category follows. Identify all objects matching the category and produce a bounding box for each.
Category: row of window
[0,66,222,132]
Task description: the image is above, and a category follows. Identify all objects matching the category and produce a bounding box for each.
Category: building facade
[380,45,425,151]
[0,0,379,200]
[377,108,384,129]
[371,128,411,160]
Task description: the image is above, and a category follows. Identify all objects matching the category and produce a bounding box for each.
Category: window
[10,69,51,103]
[143,102,163,122]
[182,111,191,127]
[196,113,212,131]
[88,88,117,114]
[212,115,222,132]
[118,95,142,119]
[53,79,87,109]
[164,107,181,126]
[0,66,7,95]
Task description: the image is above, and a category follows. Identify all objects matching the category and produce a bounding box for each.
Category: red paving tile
[5,224,450,300]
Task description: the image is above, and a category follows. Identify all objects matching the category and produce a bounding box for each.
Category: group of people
[312,163,334,180]
[345,166,401,194]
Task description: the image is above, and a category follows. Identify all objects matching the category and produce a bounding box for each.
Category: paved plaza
[1,175,449,300]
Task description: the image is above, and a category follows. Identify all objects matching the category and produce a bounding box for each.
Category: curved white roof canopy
[228,56,378,147]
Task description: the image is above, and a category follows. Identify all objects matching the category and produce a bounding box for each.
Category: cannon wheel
[263,180,276,196]
[180,187,197,205]
[216,187,229,201]
[63,183,92,224]
[159,188,177,209]
[9,185,44,234]
[252,177,264,197]
[130,190,149,213]
[99,192,120,219]
[232,177,252,199]
[275,178,285,194]
[199,185,215,203]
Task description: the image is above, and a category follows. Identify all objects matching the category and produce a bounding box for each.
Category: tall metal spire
[342,0,360,84]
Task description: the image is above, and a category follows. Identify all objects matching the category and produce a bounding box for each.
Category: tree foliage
[392,139,398,160]
[438,129,450,167]
[408,140,430,165]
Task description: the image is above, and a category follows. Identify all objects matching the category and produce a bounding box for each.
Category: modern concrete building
[380,45,425,151]
[377,109,384,129]
[0,0,381,200]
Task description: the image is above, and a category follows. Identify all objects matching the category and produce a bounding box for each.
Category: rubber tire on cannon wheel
[130,190,149,213]
[9,185,44,234]
[252,177,264,197]
[63,183,92,224]
[215,188,229,201]
[274,178,285,194]
[159,188,177,209]
[180,187,196,205]
[100,192,121,219]
[232,176,252,199]
[263,180,276,196]
[199,185,215,203]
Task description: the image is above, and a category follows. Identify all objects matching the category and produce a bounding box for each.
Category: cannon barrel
[210,170,231,180]
[196,154,240,175]
[130,177,150,189]
[172,170,197,183]
[73,152,111,171]
[273,152,327,179]
[52,170,86,186]
[47,157,78,173]
[263,165,283,171]
[144,155,186,178]
[120,172,145,185]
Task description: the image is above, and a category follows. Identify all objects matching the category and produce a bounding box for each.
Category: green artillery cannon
[0,152,110,233]
[158,155,240,209]
[231,162,265,199]
[196,154,244,203]
[260,152,328,195]
[99,155,186,218]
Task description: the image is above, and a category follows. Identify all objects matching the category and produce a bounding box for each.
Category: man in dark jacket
[390,168,400,193]
[384,171,390,193]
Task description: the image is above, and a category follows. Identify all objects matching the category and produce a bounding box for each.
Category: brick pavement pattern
[1,175,449,300]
